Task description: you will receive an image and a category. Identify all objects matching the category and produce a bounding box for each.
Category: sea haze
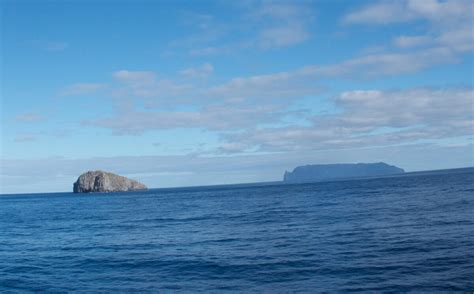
[1,168,473,292]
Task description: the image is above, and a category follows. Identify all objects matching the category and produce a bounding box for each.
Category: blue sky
[1,0,473,193]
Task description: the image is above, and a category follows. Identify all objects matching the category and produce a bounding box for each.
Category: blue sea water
[1,168,473,292]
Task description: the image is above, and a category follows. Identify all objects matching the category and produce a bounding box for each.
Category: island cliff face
[284,162,404,183]
[73,170,147,193]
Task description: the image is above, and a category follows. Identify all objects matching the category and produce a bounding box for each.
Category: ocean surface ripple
[1,169,473,292]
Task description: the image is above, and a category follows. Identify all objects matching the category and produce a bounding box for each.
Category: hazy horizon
[2,164,473,195]
[1,0,473,194]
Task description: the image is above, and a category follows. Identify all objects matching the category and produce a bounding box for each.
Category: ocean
[1,168,473,292]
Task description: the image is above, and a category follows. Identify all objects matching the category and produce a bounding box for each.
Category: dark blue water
[1,168,473,292]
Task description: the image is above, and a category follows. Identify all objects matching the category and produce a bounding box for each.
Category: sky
[1,0,473,194]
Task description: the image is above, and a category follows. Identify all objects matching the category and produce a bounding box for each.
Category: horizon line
[1,166,473,197]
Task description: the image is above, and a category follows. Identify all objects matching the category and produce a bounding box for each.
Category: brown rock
[73,170,147,193]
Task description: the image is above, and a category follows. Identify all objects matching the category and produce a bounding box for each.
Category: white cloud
[14,134,39,142]
[406,0,472,24]
[437,25,474,53]
[62,4,472,145]
[109,66,321,109]
[343,1,414,24]
[87,103,288,135]
[343,0,472,25]
[180,63,214,79]
[29,40,69,52]
[190,46,452,86]
[252,2,313,49]
[189,46,224,56]
[60,83,105,96]
[207,70,322,101]
[113,70,156,84]
[258,25,310,48]
[344,0,474,56]
[221,87,474,153]
[109,70,194,110]
[393,35,432,48]
[44,41,69,51]
[310,47,458,77]
[89,66,474,155]
[219,142,253,153]
[331,87,473,128]
[344,0,473,62]
[171,1,314,56]
[86,42,467,135]
[14,112,45,122]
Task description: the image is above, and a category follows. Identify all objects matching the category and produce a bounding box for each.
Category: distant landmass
[73,170,147,193]
[283,162,405,183]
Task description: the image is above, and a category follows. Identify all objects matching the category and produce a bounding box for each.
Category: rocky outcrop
[73,170,147,193]
[283,162,405,183]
